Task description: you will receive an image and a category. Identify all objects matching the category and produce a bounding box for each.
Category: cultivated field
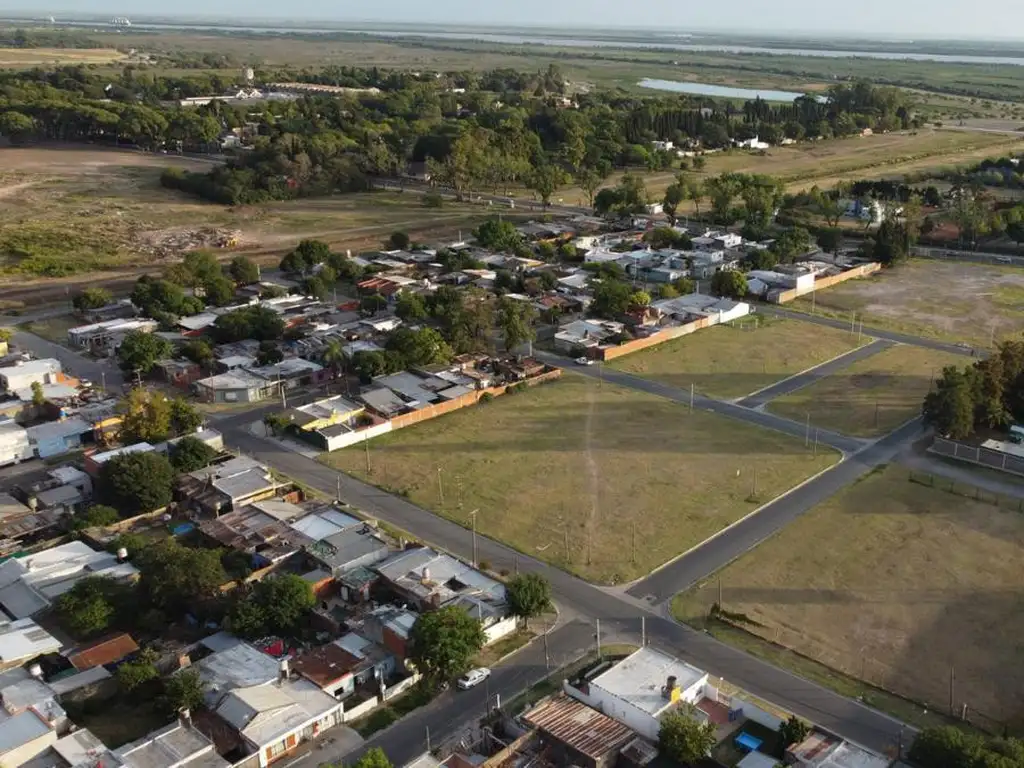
[673,464,1024,726]
[608,316,864,400]
[0,47,124,67]
[788,260,1024,348]
[767,344,965,437]
[322,374,838,584]
[0,146,505,302]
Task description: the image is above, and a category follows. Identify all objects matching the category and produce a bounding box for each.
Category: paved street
[11,329,125,390]
[737,339,894,409]
[761,307,979,357]
[534,351,865,454]
[219,423,913,761]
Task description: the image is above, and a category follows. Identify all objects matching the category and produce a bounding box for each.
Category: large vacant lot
[789,260,1024,348]
[0,147,502,303]
[767,344,965,437]
[673,465,1024,724]
[0,47,125,67]
[322,375,838,584]
[609,317,863,400]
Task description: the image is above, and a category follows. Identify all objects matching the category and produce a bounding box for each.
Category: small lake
[638,78,808,101]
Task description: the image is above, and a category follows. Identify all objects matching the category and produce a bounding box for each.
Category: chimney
[179,708,192,727]
[279,659,290,682]
[421,567,430,583]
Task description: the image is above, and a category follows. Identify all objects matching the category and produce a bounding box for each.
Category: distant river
[29,21,1024,66]
[638,78,808,101]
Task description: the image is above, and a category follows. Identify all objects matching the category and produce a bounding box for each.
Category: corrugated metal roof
[68,632,139,670]
[522,694,634,759]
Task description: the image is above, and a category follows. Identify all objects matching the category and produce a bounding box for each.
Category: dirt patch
[134,226,244,259]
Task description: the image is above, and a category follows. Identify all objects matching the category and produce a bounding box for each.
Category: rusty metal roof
[522,694,634,760]
[68,632,139,670]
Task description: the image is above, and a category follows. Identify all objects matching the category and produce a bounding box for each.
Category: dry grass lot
[673,464,1024,726]
[608,316,864,400]
[0,146,503,292]
[322,374,838,584]
[788,260,1024,348]
[0,47,125,67]
[767,344,964,437]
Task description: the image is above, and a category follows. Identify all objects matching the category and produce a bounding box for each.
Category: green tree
[256,340,284,366]
[0,328,12,344]
[228,255,260,285]
[169,397,203,436]
[474,218,523,251]
[137,539,227,612]
[408,605,486,685]
[99,451,174,515]
[0,110,35,143]
[923,366,977,439]
[778,715,810,749]
[162,669,206,716]
[117,331,172,376]
[30,381,44,407]
[705,174,743,224]
[908,726,983,768]
[659,706,717,765]
[871,214,914,266]
[73,287,112,312]
[179,338,214,368]
[590,280,632,319]
[54,576,133,639]
[169,435,217,472]
[73,504,121,530]
[817,227,843,254]
[263,412,291,436]
[528,163,570,208]
[322,339,346,375]
[505,573,551,620]
[385,327,453,367]
[179,250,223,288]
[630,290,652,308]
[229,574,316,639]
[350,748,393,768]
[497,298,536,353]
[388,231,411,250]
[662,182,685,225]
[710,270,748,299]
[280,239,331,274]
[117,648,159,692]
[575,166,607,210]
[395,292,428,321]
[119,389,172,443]
[203,274,236,307]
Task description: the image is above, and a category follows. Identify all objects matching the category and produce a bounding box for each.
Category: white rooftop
[0,617,61,663]
[117,720,229,768]
[196,642,279,705]
[89,442,156,465]
[216,679,339,748]
[591,646,708,717]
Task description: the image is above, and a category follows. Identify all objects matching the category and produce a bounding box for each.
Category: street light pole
[469,508,479,567]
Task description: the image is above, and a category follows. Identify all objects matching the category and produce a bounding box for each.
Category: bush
[422,192,444,208]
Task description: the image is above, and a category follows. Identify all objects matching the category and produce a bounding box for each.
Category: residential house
[67,319,158,354]
[0,667,69,766]
[566,646,708,740]
[787,729,890,768]
[248,359,327,393]
[26,417,93,459]
[651,294,750,325]
[735,136,770,150]
[156,359,205,389]
[292,633,394,698]
[554,320,624,354]
[115,717,231,768]
[0,493,64,557]
[522,694,637,768]
[67,632,140,671]
[177,456,281,516]
[0,617,62,671]
[286,505,360,543]
[0,540,139,618]
[194,370,281,404]
[76,298,137,324]
[303,524,390,577]
[0,359,62,393]
[198,505,303,568]
[374,547,518,644]
[0,417,31,467]
[357,606,417,661]
[84,442,157,477]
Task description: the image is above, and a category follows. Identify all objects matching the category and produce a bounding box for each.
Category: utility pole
[850,311,856,338]
[813,429,819,458]
[718,575,723,607]
[564,528,570,563]
[470,509,479,567]
[631,522,637,564]
[437,467,444,507]
[364,438,371,475]
[595,618,602,658]
[949,666,955,715]
[689,382,695,412]
[100,371,105,393]
[543,624,550,668]
[426,726,431,753]
[810,289,816,315]
[805,412,811,447]
[641,615,646,647]
[751,468,758,499]
[336,476,342,502]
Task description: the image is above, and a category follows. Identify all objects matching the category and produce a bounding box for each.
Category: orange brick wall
[773,262,882,304]
[598,317,710,362]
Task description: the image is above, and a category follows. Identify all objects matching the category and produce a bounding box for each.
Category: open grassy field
[673,464,1024,727]
[0,146,509,298]
[767,344,965,437]
[788,260,1024,348]
[321,374,838,584]
[0,47,124,67]
[608,316,864,400]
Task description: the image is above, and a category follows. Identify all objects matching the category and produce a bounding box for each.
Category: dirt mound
[134,226,244,259]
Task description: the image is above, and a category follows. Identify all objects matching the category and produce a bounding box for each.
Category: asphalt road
[761,307,979,358]
[534,351,865,455]
[736,339,895,409]
[11,329,125,390]
[220,423,913,761]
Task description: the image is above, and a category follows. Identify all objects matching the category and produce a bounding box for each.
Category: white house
[0,359,61,393]
[0,418,31,467]
[735,136,770,150]
[554,319,625,353]
[566,647,709,740]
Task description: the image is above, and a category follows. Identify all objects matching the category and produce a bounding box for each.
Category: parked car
[575,356,593,366]
[457,668,491,690]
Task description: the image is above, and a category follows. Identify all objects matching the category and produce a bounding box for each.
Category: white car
[575,357,594,366]
[456,668,490,690]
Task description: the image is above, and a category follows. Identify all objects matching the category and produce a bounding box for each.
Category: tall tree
[99,451,174,514]
[117,331,172,376]
[505,573,551,620]
[659,707,717,765]
[119,389,172,443]
[408,605,486,684]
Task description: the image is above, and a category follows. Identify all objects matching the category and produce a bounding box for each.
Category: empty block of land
[322,374,838,584]
[789,261,1024,347]
[674,464,1024,725]
[608,317,864,400]
[767,343,965,437]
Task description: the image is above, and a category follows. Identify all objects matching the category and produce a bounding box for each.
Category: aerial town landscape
[0,4,1022,768]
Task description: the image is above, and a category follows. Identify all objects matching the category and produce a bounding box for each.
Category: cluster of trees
[909,725,1024,768]
[118,388,204,444]
[228,574,316,639]
[923,338,1024,439]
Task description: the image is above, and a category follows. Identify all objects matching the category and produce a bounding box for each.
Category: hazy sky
[6,0,1024,39]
